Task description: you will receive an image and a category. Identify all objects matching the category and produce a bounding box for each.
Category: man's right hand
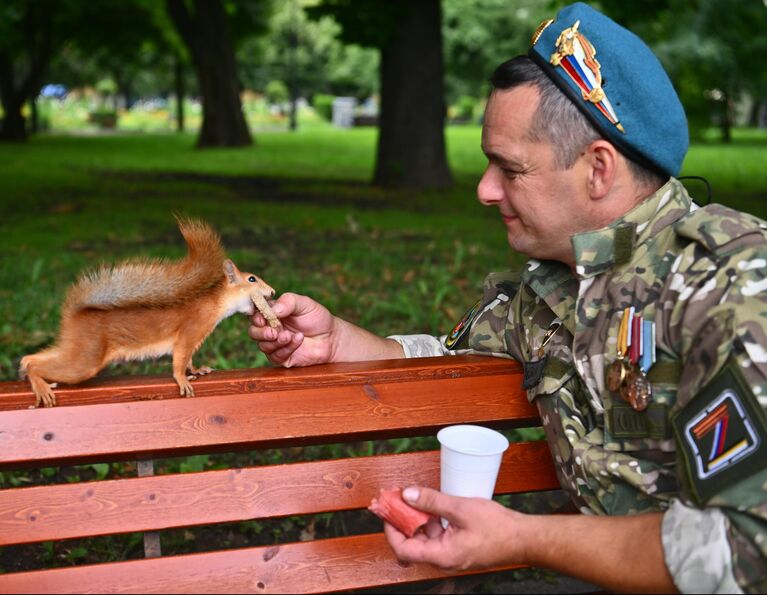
[248,292,337,367]
[248,292,405,367]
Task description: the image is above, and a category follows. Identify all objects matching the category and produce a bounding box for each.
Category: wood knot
[263,546,279,562]
[344,481,353,489]
[210,415,226,425]
[43,432,54,441]
[256,582,265,590]
[363,384,380,402]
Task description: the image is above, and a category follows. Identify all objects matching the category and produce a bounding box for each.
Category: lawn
[1,126,766,382]
[0,126,765,574]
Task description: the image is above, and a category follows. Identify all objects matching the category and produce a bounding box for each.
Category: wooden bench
[0,355,560,593]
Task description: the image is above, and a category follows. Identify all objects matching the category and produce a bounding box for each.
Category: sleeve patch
[673,358,767,505]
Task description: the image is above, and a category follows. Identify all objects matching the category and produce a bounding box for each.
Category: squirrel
[19,217,282,408]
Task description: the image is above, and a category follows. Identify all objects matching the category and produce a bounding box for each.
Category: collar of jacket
[570,177,692,279]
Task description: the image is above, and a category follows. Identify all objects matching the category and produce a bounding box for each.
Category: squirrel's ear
[223,259,238,283]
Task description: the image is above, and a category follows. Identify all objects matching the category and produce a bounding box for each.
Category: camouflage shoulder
[674,204,767,257]
[482,270,523,300]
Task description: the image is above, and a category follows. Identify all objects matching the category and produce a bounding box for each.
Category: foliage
[265,80,289,105]
[312,93,334,121]
[442,0,554,102]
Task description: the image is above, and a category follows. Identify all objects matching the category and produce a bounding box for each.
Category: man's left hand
[382,486,525,571]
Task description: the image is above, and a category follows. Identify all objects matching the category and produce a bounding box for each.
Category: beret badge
[548,20,625,133]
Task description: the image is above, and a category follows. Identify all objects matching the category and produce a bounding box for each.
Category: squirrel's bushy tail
[64,218,226,312]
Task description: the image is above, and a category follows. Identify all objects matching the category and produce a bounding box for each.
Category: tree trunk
[166,0,252,148]
[373,0,452,189]
[175,55,185,133]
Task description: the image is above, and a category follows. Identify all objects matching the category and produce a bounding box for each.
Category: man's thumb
[402,486,454,517]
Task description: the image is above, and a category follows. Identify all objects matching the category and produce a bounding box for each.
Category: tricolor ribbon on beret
[549,20,624,133]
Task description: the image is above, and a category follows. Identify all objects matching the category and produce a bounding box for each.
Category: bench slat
[0,442,558,546]
[0,372,534,470]
[0,356,521,410]
[0,533,527,594]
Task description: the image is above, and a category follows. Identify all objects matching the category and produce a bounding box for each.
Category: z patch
[674,360,767,504]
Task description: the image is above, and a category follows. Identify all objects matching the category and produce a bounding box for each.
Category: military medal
[606,308,631,392]
[608,308,656,412]
[623,365,652,411]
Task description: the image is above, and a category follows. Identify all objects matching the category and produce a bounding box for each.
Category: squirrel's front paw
[177,378,196,398]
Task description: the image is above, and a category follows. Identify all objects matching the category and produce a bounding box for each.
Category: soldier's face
[478,86,592,267]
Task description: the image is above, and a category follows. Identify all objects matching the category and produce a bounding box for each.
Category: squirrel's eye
[248,276,257,283]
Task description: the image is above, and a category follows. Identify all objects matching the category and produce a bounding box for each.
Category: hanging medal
[620,312,653,411]
[606,307,632,392]
[608,308,656,412]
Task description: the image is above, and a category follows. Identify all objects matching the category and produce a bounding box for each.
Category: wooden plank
[0,533,528,594]
[0,356,522,411]
[0,443,559,546]
[0,371,535,469]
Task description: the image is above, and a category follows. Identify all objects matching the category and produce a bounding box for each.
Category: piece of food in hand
[250,291,283,329]
[368,488,432,538]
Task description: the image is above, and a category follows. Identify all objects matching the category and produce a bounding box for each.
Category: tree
[310,0,453,189]
[0,0,58,141]
[165,0,270,147]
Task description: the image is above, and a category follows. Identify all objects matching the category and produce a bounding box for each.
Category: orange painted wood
[0,370,534,470]
[0,533,528,594]
[0,442,559,546]
[0,356,522,410]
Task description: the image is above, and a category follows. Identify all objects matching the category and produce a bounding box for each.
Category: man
[249,3,767,592]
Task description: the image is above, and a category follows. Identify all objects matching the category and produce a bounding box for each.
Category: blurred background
[0,0,766,581]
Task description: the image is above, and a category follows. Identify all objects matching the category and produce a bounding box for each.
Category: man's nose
[477,166,504,206]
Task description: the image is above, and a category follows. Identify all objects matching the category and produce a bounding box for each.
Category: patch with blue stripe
[674,358,767,504]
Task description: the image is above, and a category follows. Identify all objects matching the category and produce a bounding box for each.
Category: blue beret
[528,2,688,177]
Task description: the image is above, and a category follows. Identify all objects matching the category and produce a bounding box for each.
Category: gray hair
[489,56,664,188]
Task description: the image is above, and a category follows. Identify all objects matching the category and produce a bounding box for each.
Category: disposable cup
[437,425,509,528]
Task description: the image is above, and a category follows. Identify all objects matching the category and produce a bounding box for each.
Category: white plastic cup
[437,425,509,528]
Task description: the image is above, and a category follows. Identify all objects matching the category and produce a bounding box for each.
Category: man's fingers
[270,332,305,366]
[272,292,315,319]
[402,487,461,523]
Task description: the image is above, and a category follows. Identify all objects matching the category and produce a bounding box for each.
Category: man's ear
[585,140,618,200]
[223,259,238,283]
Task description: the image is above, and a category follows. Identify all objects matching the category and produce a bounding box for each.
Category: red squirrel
[20,217,281,408]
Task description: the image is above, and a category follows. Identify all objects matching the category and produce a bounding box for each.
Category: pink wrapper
[368,488,431,538]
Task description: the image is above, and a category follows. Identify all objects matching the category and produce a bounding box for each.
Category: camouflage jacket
[391,178,767,593]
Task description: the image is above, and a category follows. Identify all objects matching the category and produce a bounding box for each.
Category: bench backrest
[0,355,558,593]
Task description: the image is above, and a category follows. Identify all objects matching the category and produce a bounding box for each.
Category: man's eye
[502,169,520,179]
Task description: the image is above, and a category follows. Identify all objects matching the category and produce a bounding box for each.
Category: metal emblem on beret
[529,18,553,48]
[549,20,625,133]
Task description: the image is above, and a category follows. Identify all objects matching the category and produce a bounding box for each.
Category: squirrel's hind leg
[20,347,103,408]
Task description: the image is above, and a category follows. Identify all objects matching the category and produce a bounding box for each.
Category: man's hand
[248,293,337,367]
[382,487,524,571]
[383,487,678,593]
[248,292,405,367]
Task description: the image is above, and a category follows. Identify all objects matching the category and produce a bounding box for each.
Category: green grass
[1,126,766,381]
[0,125,765,572]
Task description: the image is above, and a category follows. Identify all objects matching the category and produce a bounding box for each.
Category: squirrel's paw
[177,378,196,398]
[30,378,57,408]
[188,365,214,376]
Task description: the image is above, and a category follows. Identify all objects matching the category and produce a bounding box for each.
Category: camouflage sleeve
[662,231,767,593]
[387,334,451,358]
[662,499,742,593]
[388,271,524,360]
